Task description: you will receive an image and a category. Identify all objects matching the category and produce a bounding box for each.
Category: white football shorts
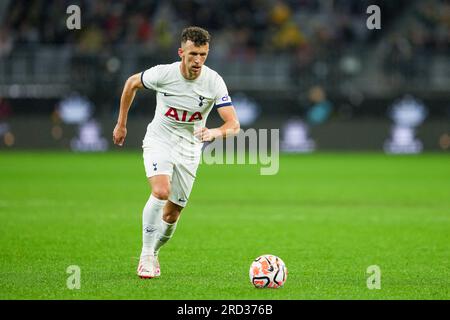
[143,138,200,207]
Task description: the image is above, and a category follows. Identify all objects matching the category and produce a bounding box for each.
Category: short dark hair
[181,26,211,46]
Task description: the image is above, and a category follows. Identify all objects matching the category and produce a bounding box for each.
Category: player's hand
[113,124,127,146]
[194,127,221,142]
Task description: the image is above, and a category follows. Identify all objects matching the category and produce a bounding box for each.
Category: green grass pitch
[0,152,449,299]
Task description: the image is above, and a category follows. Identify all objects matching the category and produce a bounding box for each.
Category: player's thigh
[143,144,174,198]
[143,144,174,177]
[168,160,199,207]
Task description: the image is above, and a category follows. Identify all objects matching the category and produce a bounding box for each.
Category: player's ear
[178,47,183,59]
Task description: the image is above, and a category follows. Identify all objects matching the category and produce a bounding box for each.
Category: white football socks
[141,195,167,257]
[153,219,178,256]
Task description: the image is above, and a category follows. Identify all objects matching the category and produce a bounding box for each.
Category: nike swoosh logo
[163,93,174,96]
[178,198,186,202]
[144,226,156,233]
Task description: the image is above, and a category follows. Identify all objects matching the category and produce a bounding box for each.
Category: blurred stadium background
[0,0,448,152]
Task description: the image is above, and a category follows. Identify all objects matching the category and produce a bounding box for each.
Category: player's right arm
[113,73,144,146]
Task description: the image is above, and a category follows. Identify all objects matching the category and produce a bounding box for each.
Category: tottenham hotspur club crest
[198,96,205,107]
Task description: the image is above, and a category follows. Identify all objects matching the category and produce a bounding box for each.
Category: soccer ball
[249,254,287,288]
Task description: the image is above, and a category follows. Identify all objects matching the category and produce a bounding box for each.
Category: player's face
[179,40,209,80]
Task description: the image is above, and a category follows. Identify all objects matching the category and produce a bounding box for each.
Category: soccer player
[113,26,240,278]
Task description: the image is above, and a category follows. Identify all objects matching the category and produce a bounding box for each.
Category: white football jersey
[141,61,232,156]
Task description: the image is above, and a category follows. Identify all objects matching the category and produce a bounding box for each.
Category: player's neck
[179,62,200,81]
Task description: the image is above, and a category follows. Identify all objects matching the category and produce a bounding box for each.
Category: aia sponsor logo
[165,107,203,122]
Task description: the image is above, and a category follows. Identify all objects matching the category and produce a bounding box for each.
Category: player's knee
[152,187,170,200]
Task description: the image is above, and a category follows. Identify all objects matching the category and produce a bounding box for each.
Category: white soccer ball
[249,254,287,288]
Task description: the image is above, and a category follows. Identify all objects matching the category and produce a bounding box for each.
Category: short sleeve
[214,75,233,108]
[141,65,160,90]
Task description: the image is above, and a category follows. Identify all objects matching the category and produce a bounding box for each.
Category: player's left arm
[194,106,240,142]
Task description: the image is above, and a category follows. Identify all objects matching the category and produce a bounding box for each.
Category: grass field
[0,152,449,299]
